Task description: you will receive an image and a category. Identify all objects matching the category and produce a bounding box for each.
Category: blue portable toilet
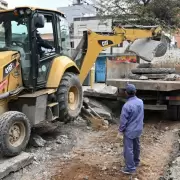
[95,56,107,83]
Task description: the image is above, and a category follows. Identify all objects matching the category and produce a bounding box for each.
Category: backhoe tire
[137,63,152,68]
[0,111,31,157]
[57,72,83,123]
[131,68,175,74]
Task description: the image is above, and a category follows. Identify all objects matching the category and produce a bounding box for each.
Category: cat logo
[102,40,108,46]
[98,40,113,47]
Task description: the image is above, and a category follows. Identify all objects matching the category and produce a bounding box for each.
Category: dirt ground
[51,120,179,180]
[4,113,180,180]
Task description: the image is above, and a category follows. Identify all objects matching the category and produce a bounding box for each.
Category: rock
[102,166,107,171]
[86,126,92,130]
[84,176,89,180]
[0,152,34,179]
[56,135,69,145]
[165,127,169,131]
[103,120,109,126]
[45,147,52,151]
[60,135,68,139]
[30,134,46,147]
[102,125,109,131]
[56,139,62,144]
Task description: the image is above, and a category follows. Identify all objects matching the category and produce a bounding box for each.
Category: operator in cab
[36,30,53,58]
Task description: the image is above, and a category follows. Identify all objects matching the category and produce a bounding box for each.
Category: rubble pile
[129,63,180,81]
[80,97,117,130]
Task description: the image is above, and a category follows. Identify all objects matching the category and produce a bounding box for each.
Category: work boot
[120,167,136,175]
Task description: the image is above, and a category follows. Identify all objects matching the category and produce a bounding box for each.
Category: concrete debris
[85,85,118,95]
[164,74,180,81]
[30,134,46,147]
[85,98,113,115]
[139,75,148,80]
[167,157,180,180]
[143,74,167,80]
[82,98,115,130]
[99,86,118,94]
[56,135,69,145]
[92,107,112,120]
[83,97,114,123]
[0,152,34,179]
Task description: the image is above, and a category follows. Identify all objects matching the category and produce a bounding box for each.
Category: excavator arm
[73,25,164,83]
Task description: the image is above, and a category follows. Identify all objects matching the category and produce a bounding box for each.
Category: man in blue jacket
[119,84,144,174]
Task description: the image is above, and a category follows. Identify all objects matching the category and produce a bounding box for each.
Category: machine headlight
[19,9,24,15]
[26,8,32,15]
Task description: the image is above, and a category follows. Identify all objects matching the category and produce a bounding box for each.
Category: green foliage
[97,0,180,29]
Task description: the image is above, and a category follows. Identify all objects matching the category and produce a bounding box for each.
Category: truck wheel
[0,111,31,157]
[137,63,152,68]
[57,72,83,123]
[132,68,175,74]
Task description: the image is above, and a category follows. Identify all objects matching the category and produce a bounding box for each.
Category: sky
[7,0,71,10]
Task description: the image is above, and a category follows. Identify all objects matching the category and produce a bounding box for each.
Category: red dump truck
[106,50,180,120]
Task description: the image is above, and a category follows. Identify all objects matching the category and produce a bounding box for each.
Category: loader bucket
[127,38,168,62]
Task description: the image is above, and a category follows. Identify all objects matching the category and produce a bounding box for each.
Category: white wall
[58,4,96,25]
[74,18,112,36]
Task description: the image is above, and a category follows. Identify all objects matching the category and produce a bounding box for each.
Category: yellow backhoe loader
[0,7,166,157]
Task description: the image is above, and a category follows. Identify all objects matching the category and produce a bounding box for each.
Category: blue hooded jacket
[119,96,144,139]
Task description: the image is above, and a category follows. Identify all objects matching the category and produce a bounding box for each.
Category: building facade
[57,4,96,25]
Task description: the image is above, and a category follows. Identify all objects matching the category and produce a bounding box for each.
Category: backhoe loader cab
[0,7,74,89]
[0,7,82,157]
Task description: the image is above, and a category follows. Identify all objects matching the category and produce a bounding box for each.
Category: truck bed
[106,78,180,91]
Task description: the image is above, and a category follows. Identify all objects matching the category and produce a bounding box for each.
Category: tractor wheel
[0,111,31,157]
[57,72,83,123]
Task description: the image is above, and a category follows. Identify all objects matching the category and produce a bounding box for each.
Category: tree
[97,0,180,29]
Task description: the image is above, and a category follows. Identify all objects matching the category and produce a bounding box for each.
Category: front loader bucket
[127,38,168,62]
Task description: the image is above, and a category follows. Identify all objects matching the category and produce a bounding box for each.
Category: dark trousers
[123,136,140,172]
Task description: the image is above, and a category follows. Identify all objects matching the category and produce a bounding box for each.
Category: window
[57,15,71,57]
[36,14,55,58]
[0,12,31,83]
[71,41,74,48]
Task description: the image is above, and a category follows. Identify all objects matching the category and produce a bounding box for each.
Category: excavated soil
[50,117,180,180]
